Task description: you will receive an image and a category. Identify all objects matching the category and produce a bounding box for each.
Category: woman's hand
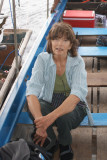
[33,127,47,147]
[34,114,55,130]
[34,113,57,146]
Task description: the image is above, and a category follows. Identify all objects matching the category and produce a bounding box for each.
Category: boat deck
[54,127,107,160]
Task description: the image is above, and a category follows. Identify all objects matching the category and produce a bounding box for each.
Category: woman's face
[51,36,72,57]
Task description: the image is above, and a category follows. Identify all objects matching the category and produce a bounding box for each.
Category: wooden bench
[78,46,107,71]
[18,112,107,127]
[73,28,107,48]
[87,72,107,113]
[72,28,107,72]
[73,28,107,36]
[78,46,107,57]
[87,72,107,87]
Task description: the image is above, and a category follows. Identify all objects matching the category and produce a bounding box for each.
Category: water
[1,0,54,63]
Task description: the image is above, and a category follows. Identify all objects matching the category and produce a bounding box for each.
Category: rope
[0,49,20,71]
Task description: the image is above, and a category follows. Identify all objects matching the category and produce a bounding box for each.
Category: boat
[0,0,107,159]
[0,3,32,108]
[0,28,32,108]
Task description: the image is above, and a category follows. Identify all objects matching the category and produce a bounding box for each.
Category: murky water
[1,0,54,63]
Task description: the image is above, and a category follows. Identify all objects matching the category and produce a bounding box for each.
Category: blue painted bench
[73,28,107,36]
[78,46,107,71]
[17,111,107,127]
[73,28,107,72]
[78,46,107,57]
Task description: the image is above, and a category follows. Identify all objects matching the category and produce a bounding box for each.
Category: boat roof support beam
[0,0,4,13]
[12,0,19,75]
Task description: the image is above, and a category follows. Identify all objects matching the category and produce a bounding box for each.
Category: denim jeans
[39,99,87,147]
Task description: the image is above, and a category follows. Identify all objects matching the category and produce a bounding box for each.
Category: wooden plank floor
[53,127,92,160]
[53,127,107,160]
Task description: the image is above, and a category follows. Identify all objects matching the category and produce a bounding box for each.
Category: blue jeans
[39,99,87,147]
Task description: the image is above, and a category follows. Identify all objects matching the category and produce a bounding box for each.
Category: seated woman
[26,22,88,160]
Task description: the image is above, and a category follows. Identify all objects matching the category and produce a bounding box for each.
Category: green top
[54,72,71,97]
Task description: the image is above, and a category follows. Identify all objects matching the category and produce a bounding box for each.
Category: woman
[26,22,87,160]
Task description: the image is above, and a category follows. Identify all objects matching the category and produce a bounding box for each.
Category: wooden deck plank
[71,128,92,160]
[87,73,107,87]
[53,127,92,160]
[97,128,107,160]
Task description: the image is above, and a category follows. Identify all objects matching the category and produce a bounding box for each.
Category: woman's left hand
[34,114,54,130]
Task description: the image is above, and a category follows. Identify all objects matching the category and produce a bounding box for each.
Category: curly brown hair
[46,22,79,57]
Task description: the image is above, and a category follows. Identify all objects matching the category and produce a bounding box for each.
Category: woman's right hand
[33,127,48,147]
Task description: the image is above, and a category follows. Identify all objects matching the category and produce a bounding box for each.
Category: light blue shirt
[26,52,88,102]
